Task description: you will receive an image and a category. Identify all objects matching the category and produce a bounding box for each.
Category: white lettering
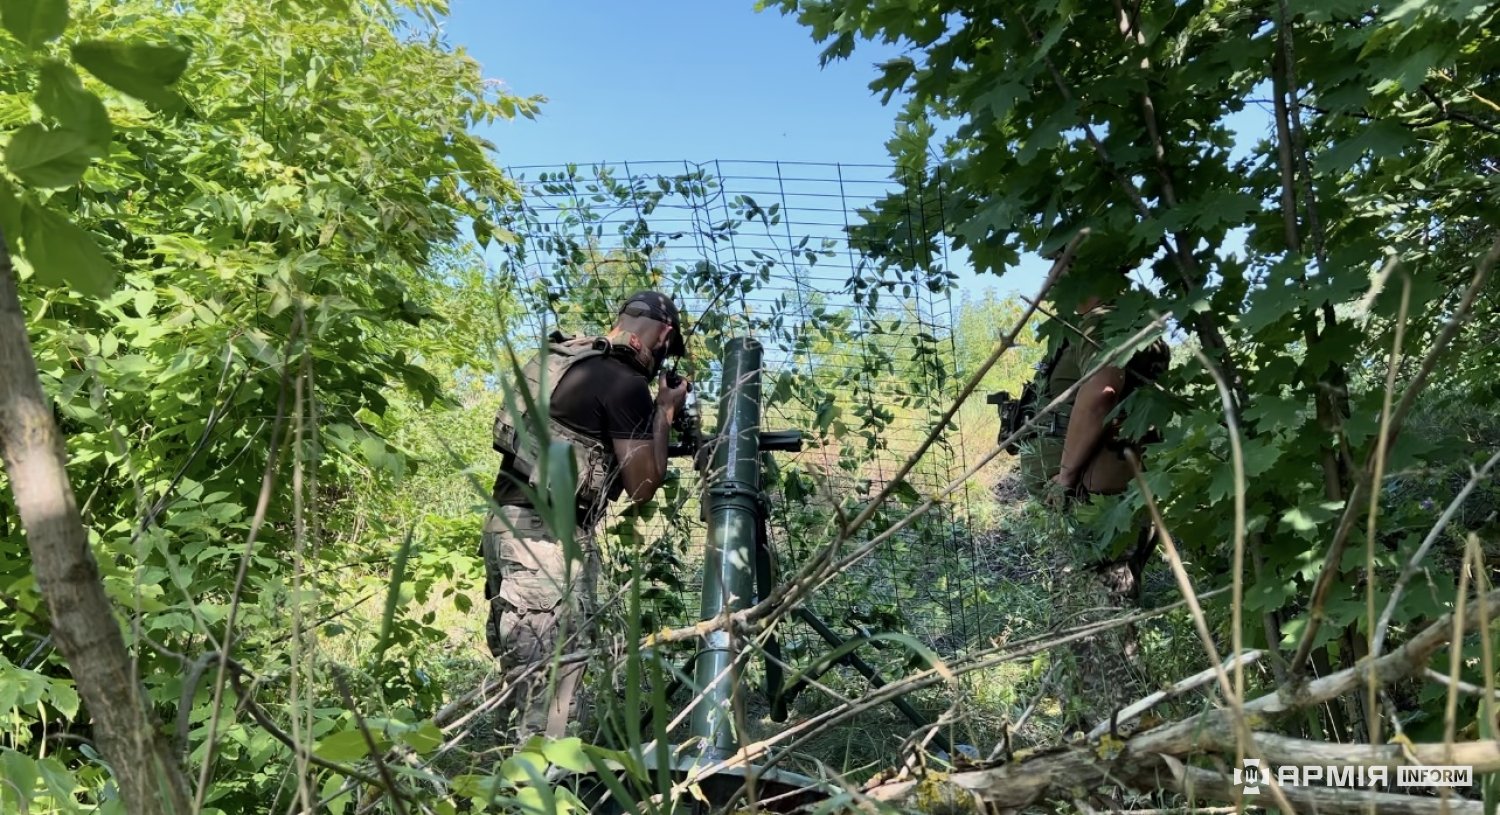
[1398,765,1472,788]
[1247,763,1476,790]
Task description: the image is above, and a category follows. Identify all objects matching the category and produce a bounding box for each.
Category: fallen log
[866,740,1488,815]
[861,589,1500,813]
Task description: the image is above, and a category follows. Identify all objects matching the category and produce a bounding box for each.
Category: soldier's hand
[1043,474,1074,511]
[656,372,690,414]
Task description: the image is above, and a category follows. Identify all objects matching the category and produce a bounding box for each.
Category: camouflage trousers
[1018,455,1159,724]
[480,506,600,740]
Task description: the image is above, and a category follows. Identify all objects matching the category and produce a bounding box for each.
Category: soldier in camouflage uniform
[1013,262,1170,725]
[483,291,690,739]
[1018,266,1170,597]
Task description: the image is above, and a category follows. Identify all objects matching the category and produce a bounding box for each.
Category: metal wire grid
[494,159,981,657]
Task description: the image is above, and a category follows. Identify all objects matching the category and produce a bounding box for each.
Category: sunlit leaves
[36,61,112,151]
[0,0,67,50]
[5,62,112,189]
[71,40,189,112]
[2,1,533,808]
[540,737,593,773]
[19,200,114,295]
[4,125,92,188]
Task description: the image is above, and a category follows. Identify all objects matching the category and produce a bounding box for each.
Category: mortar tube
[689,337,764,762]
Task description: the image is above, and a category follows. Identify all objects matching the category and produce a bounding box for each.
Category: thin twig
[770,247,1089,611]
[1291,235,1500,680]
[1278,0,1329,266]
[1424,665,1500,703]
[1373,449,1500,655]
[1127,453,1301,815]
[851,693,1500,813]
[782,316,1174,625]
[628,317,1174,663]
[191,313,301,814]
[838,229,1081,541]
[1087,651,1264,741]
[1470,536,1497,764]
[174,652,219,758]
[1014,661,1062,733]
[334,670,410,815]
[1186,344,1250,753]
[1271,36,1303,254]
[1364,273,1412,745]
[667,587,1229,796]
[289,336,314,813]
[1443,551,1473,763]
[224,659,381,788]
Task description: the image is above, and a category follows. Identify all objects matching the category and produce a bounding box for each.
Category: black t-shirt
[492,351,656,522]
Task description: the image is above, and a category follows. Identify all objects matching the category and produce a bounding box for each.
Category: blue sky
[442,0,1050,302]
[440,1,1273,306]
[445,1,907,168]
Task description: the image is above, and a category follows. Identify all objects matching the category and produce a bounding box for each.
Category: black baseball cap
[619,290,686,357]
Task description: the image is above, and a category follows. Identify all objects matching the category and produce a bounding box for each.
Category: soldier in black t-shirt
[490,348,664,524]
[482,291,690,740]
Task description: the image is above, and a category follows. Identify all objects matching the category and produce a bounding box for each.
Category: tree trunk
[0,229,194,814]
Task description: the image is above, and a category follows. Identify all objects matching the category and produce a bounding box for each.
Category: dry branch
[1425,668,1500,702]
[1086,650,1264,741]
[860,588,1500,813]
[1292,235,1500,678]
[224,659,382,788]
[837,229,1079,541]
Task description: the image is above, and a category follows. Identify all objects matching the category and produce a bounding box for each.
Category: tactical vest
[492,334,629,511]
[1016,315,1169,496]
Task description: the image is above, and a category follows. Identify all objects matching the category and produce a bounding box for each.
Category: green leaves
[398,721,444,755]
[312,728,390,762]
[5,63,113,188]
[0,179,19,250]
[19,200,114,295]
[0,0,67,49]
[0,748,39,812]
[539,737,592,774]
[71,40,189,112]
[37,61,111,150]
[0,1,545,809]
[5,125,92,188]
[371,528,414,665]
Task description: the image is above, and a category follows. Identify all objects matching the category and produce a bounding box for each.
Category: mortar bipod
[753,495,953,757]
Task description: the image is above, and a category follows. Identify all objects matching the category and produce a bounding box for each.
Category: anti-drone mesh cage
[493,159,987,701]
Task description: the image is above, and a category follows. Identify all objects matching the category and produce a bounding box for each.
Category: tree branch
[1290,235,1500,680]
[861,588,1500,812]
[0,227,194,813]
[223,659,382,788]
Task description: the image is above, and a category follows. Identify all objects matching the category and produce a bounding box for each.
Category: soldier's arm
[612,374,689,502]
[613,409,672,502]
[1054,365,1125,488]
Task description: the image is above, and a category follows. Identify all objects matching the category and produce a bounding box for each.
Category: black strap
[1044,336,1069,379]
